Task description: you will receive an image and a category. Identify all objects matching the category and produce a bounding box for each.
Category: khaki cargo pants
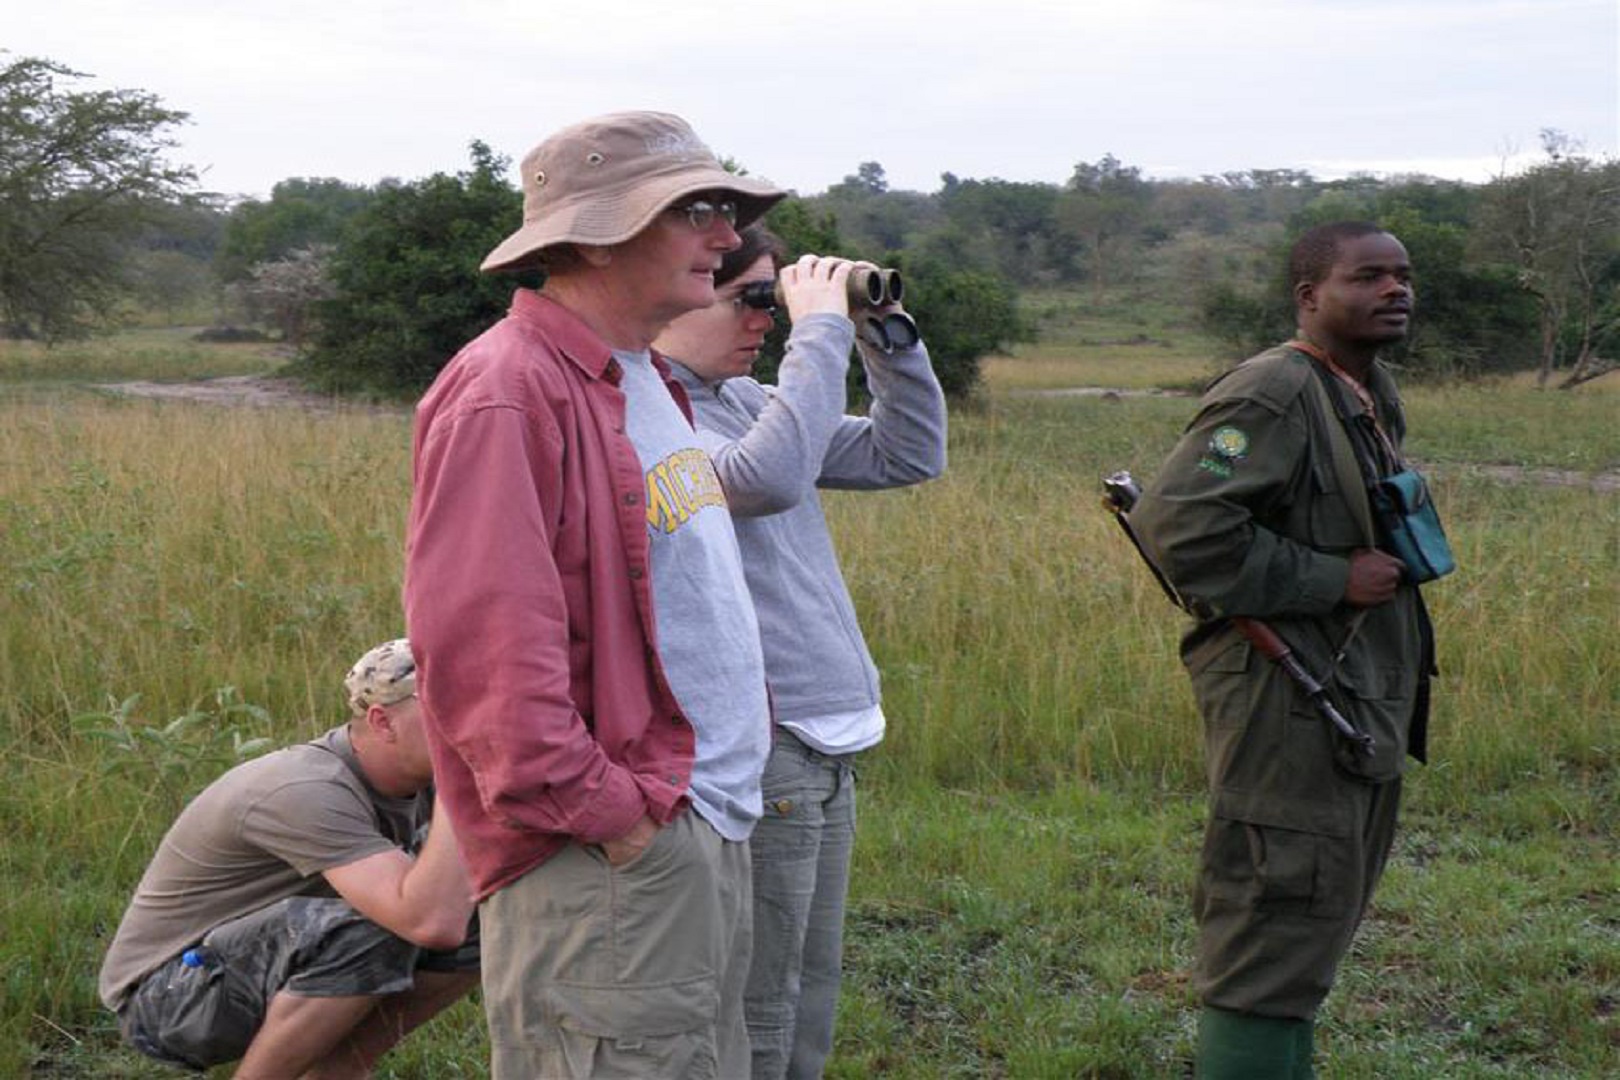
[481,811,752,1079]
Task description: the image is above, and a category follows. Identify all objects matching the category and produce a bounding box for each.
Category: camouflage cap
[344,639,417,716]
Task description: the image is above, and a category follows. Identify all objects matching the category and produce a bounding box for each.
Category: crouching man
[98,639,478,1077]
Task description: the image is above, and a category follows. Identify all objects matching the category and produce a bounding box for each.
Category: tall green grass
[1,340,1615,1075]
[990,285,1219,392]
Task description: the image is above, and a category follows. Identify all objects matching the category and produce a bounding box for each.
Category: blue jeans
[745,730,857,1080]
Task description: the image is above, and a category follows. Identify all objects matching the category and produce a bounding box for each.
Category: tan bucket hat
[481,111,787,273]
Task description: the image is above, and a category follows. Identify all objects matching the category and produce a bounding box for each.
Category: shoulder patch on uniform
[1209,426,1249,460]
[1196,425,1249,478]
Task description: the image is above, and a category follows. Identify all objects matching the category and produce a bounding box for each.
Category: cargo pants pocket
[1201,787,1358,921]
[482,814,732,1080]
[1199,815,1355,920]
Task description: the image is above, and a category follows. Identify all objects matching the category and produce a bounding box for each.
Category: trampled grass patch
[982,343,1213,394]
[0,327,285,384]
[982,285,1222,394]
[1402,380,1620,474]
[1,337,1616,1076]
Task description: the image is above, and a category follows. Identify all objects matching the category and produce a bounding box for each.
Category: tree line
[817,149,1618,388]
[3,54,1615,396]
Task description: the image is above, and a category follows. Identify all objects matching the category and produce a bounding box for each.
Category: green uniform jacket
[1132,344,1433,798]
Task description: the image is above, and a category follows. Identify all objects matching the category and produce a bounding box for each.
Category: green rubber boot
[1293,1017,1316,1079]
[1196,1006,1311,1079]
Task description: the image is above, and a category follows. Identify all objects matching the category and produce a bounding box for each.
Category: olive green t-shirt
[98,726,424,1010]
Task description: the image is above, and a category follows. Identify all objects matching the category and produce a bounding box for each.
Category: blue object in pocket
[1373,469,1455,583]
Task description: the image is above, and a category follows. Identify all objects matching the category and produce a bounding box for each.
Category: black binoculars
[737,267,904,313]
[737,267,917,353]
[857,311,919,353]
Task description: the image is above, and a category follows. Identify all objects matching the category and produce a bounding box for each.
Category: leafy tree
[829,161,890,196]
[0,55,196,340]
[1195,277,1290,361]
[138,195,227,261]
[937,176,1072,284]
[230,245,334,346]
[1476,134,1620,387]
[764,196,841,259]
[1151,178,1237,236]
[134,248,213,323]
[802,167,1026,398]
[216,177,373,283]
[815,161,940,255]
[1056,154,1154,294]
[892,256,1023,398]
[129,197,226,322]
[297,142,526,393]
[1212,168,1321,224]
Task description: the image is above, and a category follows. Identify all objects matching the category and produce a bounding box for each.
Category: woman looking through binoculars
[653,227,948,1079]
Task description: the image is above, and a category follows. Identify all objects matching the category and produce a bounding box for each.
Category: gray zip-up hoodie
[668,313,948,744]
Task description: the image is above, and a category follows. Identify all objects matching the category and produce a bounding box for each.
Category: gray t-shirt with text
[616,349,769,841]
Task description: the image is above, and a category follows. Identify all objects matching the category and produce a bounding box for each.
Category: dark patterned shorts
[117,896,479,1071]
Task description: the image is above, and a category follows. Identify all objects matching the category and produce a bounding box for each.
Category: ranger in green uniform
[1131,222,1438,1077]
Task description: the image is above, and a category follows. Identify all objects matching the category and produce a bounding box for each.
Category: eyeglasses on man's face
[671,195,739,232]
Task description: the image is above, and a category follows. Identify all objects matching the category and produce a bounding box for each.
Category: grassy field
[0,328,287,385]
[1,315,1616,1077]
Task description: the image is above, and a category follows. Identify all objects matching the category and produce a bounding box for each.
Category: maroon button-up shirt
[405,290,695,899]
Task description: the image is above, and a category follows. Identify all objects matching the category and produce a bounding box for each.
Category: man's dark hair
[716,224,785,288]
[1288,221,1388,292]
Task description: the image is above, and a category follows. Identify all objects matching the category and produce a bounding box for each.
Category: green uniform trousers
[1191,635,1403,1019]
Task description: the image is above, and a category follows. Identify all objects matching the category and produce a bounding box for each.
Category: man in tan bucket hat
[479,111,783,273]
[405,111,852,1078]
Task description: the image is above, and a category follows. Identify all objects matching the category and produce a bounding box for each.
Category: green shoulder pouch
[1372,469,1455,583]
[1300,350,1457,586]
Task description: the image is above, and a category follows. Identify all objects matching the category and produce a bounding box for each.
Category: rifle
[1101,471,1373,757]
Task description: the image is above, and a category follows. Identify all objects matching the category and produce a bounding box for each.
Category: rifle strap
[1291,346,1380,548]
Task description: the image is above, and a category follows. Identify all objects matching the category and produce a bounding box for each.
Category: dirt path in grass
[1011,386,1196,399]
[1449,462,1620,493]
[93,374,406,413]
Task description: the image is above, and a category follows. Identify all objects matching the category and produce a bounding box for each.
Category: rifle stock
[1102,470,1373,757]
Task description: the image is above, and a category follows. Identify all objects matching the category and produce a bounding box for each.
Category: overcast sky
[8,0,1616,201]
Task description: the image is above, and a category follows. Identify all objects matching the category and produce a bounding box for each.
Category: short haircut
[716,224,786,289]
[1288,221,1389,293]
